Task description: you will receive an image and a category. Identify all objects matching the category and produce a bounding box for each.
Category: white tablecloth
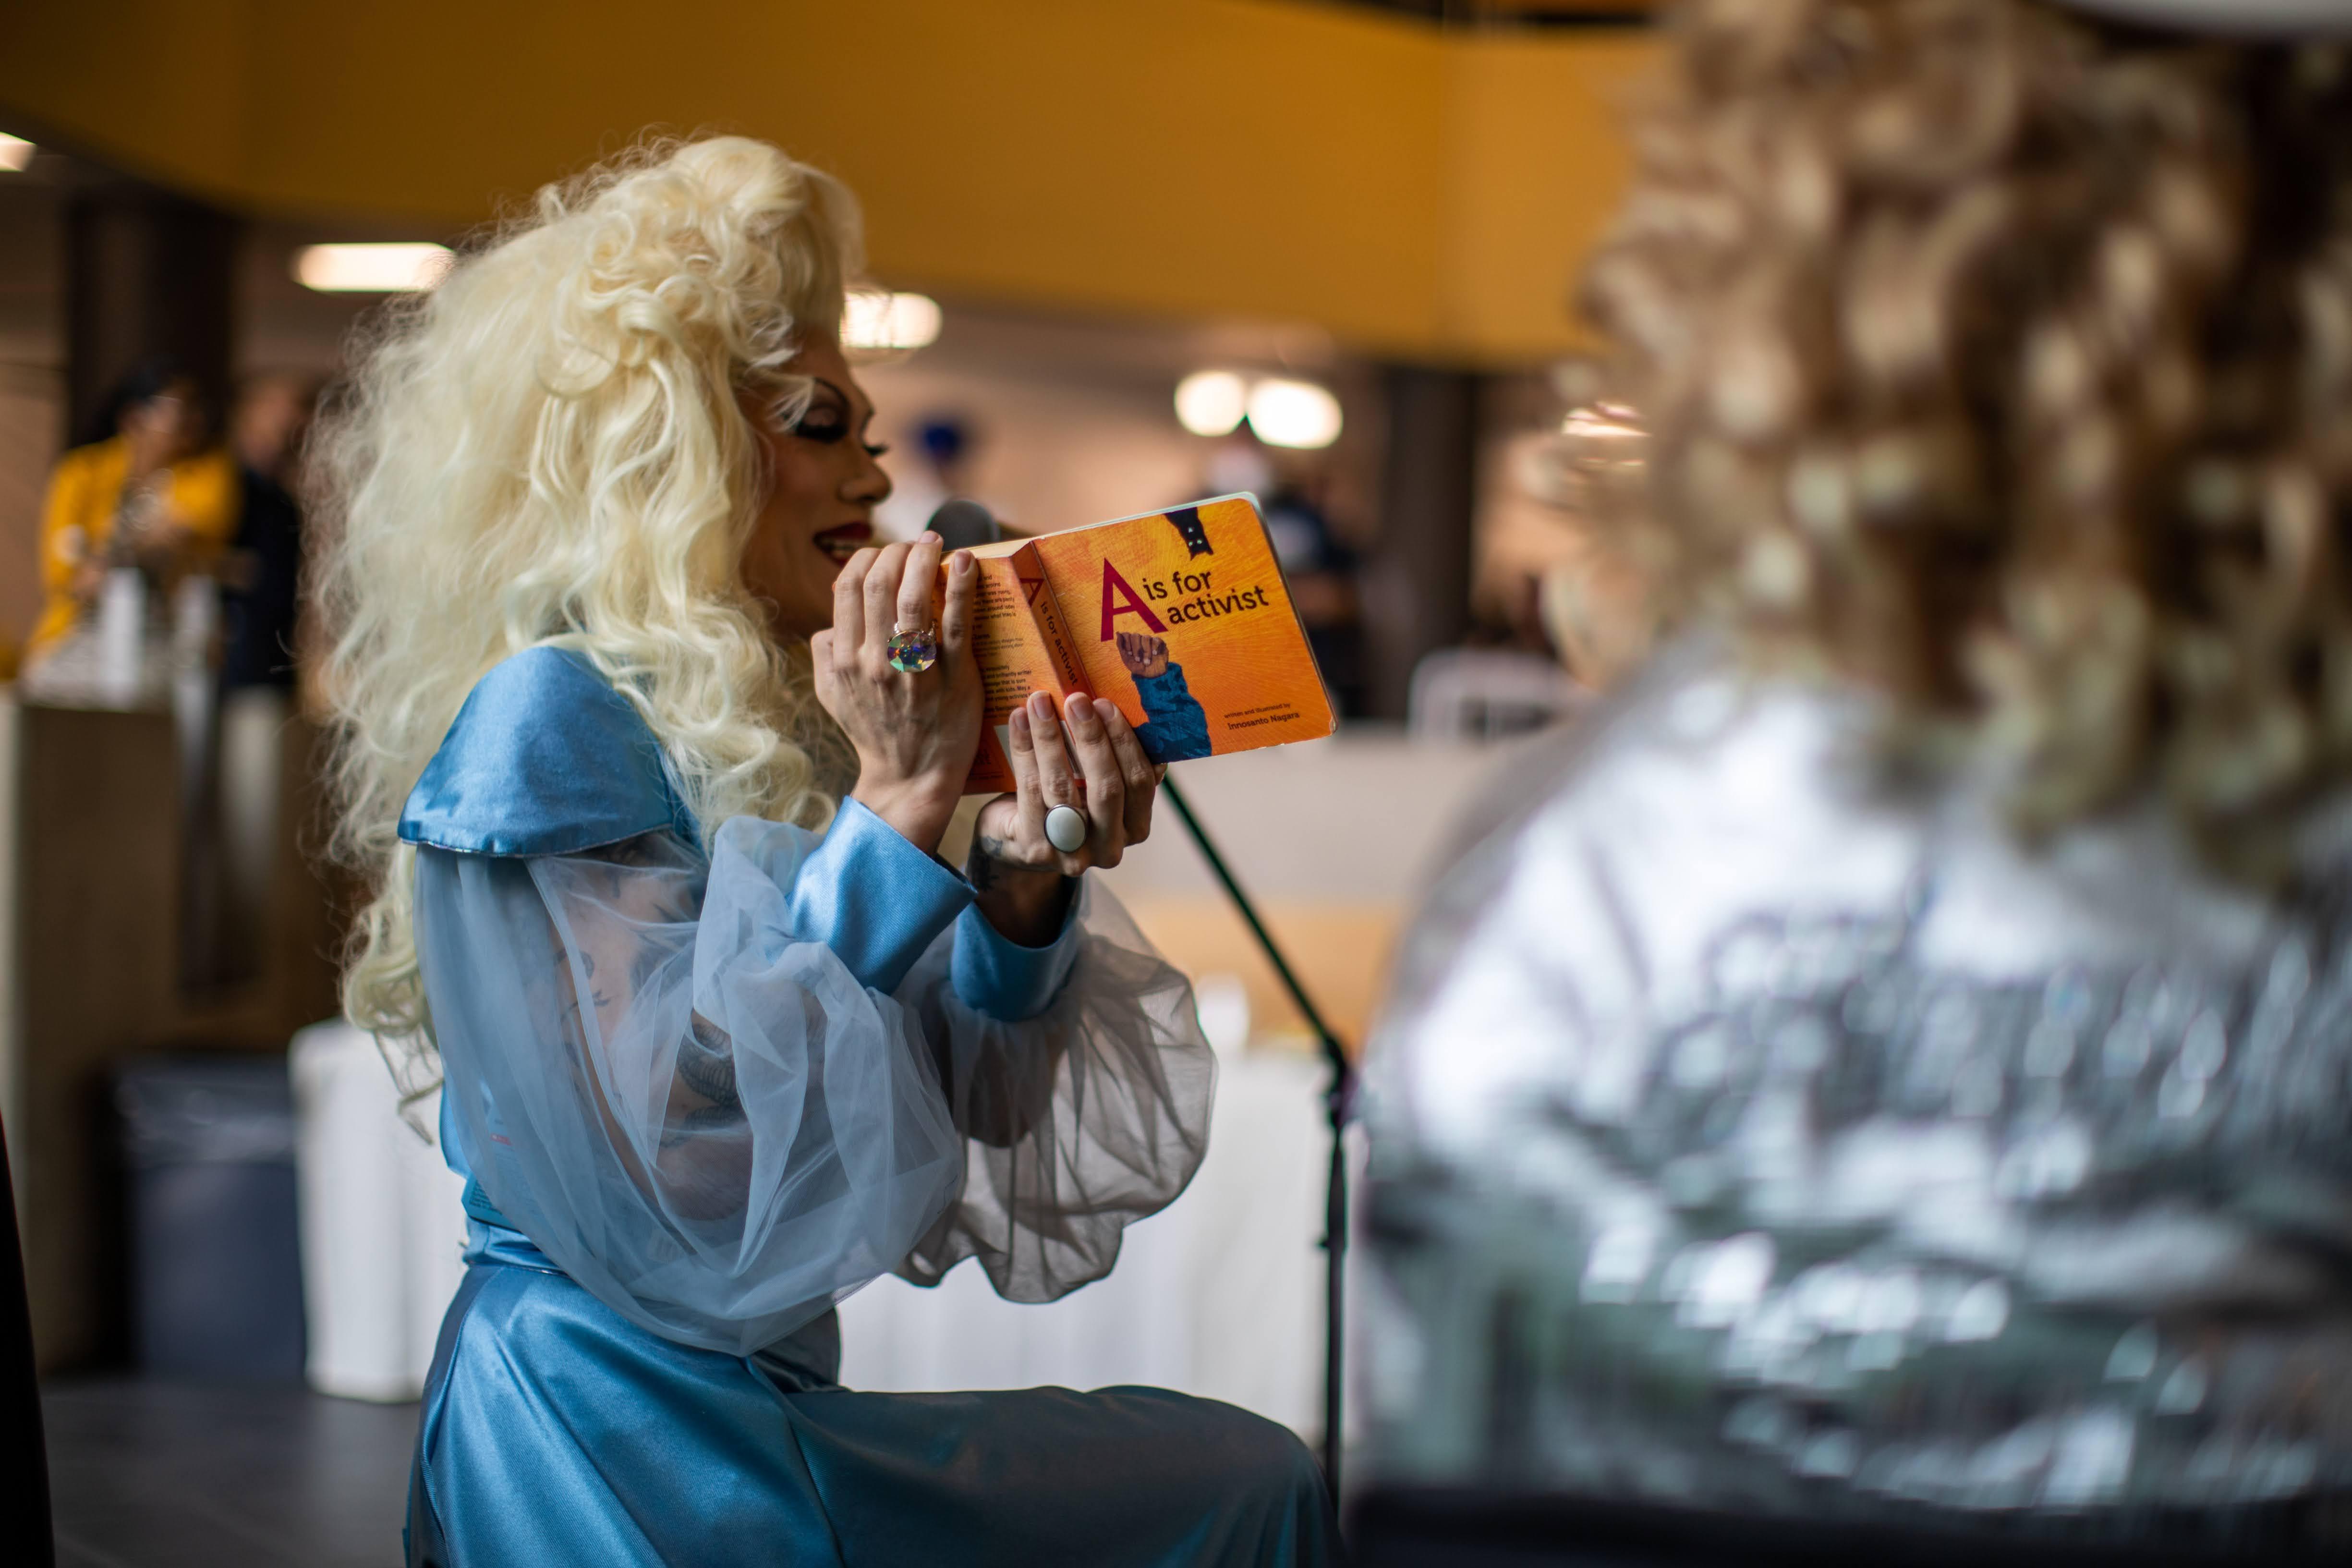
[839,1049,1335,1435]
[291,1019,1338,1428]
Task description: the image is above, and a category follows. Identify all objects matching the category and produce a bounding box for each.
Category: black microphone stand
[1160,774,1355,1502]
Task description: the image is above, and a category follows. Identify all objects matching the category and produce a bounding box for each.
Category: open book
[949,493,1335,794]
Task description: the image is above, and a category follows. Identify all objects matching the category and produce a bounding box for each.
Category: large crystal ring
[886,622,939,674]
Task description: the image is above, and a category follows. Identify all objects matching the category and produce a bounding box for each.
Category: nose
[843,443,892,507]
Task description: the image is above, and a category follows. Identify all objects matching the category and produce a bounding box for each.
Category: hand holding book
[813,533,980,855]
[812,531,1164,945]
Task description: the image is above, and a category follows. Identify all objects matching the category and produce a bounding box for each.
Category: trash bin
[116,1056,305,1378]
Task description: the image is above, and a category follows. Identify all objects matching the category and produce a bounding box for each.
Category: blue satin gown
[394,647,1338,1566]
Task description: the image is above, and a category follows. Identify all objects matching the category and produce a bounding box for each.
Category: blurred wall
[0,176,64,660]
[0,0,1653,365]
[856,308,1386,547]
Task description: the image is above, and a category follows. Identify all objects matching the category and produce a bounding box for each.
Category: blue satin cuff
[785,798,975,994]
[951,886,1083,1022]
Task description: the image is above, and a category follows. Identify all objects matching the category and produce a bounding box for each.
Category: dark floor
[42,1379,417,1568]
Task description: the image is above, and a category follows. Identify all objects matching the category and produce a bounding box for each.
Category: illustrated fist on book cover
[1115,631,1170,679]
[1114,632,1211,764]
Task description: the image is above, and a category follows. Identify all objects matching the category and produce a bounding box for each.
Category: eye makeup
[788,398,850,444]
[788,377,887,457]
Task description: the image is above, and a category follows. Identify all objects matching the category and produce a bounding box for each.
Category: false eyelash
[864,443,890,459]
[790,419,849,444]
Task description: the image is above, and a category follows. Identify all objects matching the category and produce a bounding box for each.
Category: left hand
[969,690,1161,939]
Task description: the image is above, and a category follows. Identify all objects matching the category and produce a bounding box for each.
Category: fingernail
[1092,697,1119,723]
[1009,707,1030,740]
[950,549,972,571]
[921,530,941,544]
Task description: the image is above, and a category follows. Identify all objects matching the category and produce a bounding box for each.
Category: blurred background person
[1264,477,1367,719]
[1364,0,2352,1552]
[218,372,315,694]
[1199,439,1370,718]
[193,372,320,986]
[21,358,233,708]
[874,411,997,540]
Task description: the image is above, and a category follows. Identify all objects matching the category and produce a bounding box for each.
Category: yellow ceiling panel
[0,0,1655,363]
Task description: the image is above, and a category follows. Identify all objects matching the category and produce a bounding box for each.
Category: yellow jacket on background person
[29,437,238,658]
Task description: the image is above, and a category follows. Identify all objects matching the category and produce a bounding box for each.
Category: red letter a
[1100,559,1166,639]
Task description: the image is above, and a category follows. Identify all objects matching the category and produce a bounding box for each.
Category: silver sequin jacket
[1362,641,2352,1529]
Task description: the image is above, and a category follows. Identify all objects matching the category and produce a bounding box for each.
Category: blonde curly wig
[1583,0,2352,876]
[315,136,861,1093]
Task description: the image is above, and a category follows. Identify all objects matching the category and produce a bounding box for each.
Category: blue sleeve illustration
[1132,664,1213,763]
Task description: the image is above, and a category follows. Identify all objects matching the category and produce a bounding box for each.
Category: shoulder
[1402,642,1920,991]
[398,646,700,856]
[48,439,121,495]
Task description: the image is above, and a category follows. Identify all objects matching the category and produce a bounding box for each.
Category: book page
[1029,494,1334,767]
[960,540,1085,794]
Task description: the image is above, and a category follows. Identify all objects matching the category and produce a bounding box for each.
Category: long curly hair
[1583,0,2352,876]
[315,136,860,1094]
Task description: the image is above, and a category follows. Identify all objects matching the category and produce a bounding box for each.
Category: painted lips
[813,523,872,564]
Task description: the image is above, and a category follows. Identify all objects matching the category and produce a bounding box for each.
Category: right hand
[1115,631,1169,678]
[812,534,982,854]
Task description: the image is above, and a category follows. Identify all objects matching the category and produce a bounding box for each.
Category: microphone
[927,498,1001,551]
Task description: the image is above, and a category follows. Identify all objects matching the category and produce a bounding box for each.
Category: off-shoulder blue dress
[396,647,1336,1566]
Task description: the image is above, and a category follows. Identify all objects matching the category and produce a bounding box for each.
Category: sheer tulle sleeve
[415,818,970,1354]
[896,881,1216,1301]
[412,808,1214,1355]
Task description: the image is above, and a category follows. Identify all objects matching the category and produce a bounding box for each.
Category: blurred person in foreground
[1364,0,2352,1547]
[22,360,235,700]
[319,137,1332,1567]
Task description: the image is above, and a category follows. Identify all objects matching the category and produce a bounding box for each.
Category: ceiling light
[295,243,452,293]
[1246,378,1343,450]
[1175,371,1249,437]
[844,292,942,352]
[0,135,33,173]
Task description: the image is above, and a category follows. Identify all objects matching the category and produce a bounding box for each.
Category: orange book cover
[955,493,1334,794]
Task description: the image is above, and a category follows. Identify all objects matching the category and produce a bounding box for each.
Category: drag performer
[318,137,1334,1566]
[1367,0,2352,1547]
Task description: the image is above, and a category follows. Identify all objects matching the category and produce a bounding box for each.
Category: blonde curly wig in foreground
[1583,0,2352,877]
[316,136,861,1092]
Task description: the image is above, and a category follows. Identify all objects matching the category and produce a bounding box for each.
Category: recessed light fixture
[0,134,33,173]
[293,243,452,293]
[1176,370,1344,449]
[843,291,942,352]
[1245,378,1343,450]
[1174,371,1249,438]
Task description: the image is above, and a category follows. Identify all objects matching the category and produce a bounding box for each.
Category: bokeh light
[1246,377,1343,450]
[1174,370,1249,437]
[294,243,453,292]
